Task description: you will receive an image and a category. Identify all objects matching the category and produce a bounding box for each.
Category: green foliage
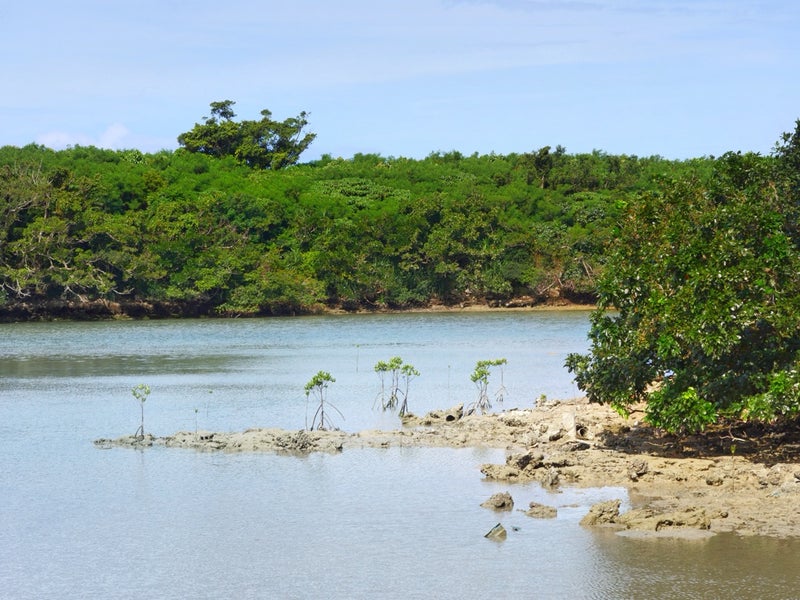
[304,371,341,431]
[131,383,150,438]
[644,387,717,435]
[465,358,507,415]
[374,357,419,416]
[567,121,800,433]
[0,138,721,317]
[177,100,316,169]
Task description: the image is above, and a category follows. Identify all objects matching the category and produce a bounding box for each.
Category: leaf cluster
[567,120,800,433]
[177,100,316,170]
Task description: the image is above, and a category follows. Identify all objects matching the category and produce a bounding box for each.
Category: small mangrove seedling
[131,384,151,439]
[374,356,404,411]
[374,357,420,416]
[304,371,342,431]
[493,358,508,404]
[398,363,420,417]
[465,359,508,415]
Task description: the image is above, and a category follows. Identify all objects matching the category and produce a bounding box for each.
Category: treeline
[0,143,714,319]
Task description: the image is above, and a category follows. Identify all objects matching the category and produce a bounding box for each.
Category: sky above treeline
[3,0,799,161]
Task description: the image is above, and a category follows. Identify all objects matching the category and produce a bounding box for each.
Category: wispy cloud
[36,123,169,151]
[3,0,799,158]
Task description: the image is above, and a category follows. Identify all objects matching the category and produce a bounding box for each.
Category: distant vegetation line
[0,142,718,320]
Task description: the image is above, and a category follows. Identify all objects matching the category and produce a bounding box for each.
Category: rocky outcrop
[617,506,711,532]
[580,499,621,527]
[94,397,800,538]
[481,492,515,511]
[579,500,712,536]
[523,502,557,519]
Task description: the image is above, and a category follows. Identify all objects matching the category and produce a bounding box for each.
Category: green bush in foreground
[566,120,800,434]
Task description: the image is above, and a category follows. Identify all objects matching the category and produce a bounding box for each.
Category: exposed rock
[94,434,155,448]
[401,404,463,427]
[506,451,544,470]
[543,453,574,468]
[540,467,561,488]
[480,463,523,481]
[580,499,621,527]
[561,411,577,439]
[628,458,649,481]
[559,440,590,452]
[523,502,557,519]
[481,492,515,511]
[618,506,711,532]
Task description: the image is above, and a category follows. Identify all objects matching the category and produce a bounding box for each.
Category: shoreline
[0,297,596,323]
[96,398,800,539]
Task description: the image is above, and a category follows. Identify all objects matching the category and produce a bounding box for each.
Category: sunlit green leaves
[567,124,800,433]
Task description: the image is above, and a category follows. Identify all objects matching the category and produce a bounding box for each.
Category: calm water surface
[1,312,799,599]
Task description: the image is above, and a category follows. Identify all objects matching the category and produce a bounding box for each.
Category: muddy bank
[95,397,800,539]
[0,296,594,322]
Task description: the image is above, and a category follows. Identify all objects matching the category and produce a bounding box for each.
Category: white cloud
[35,123,160,151]
[36,130,94,149]
[97,123,131,148]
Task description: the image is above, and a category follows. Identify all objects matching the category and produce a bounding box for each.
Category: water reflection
[0,354,243,378]
[588,529,800,598]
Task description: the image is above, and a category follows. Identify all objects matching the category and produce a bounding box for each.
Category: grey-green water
[1,312,799,599]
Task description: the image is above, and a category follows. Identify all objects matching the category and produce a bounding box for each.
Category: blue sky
[3,0,799,160]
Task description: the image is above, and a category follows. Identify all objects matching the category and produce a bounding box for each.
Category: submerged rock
[484,523,507,540]
[93,434,155,449]
[523,502,558,519]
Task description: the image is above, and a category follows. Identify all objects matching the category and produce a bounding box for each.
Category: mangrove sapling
[304,371,342,431]
[398,363,420,417]
[131,384,151,439]
[373,356,404,411]
[493,359,508,404]
[465,359,508,416]
[373,357,419,415]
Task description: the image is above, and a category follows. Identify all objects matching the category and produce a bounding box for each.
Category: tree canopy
[566,121,800,434]
[177,100,316,169]
[0,139,696,319]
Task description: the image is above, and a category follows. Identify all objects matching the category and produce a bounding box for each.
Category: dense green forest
[0,111,717,319]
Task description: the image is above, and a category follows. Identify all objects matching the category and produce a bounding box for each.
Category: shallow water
[2,312,799,599]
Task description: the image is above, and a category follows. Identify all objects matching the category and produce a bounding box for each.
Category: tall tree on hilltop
[177,100,316,169]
